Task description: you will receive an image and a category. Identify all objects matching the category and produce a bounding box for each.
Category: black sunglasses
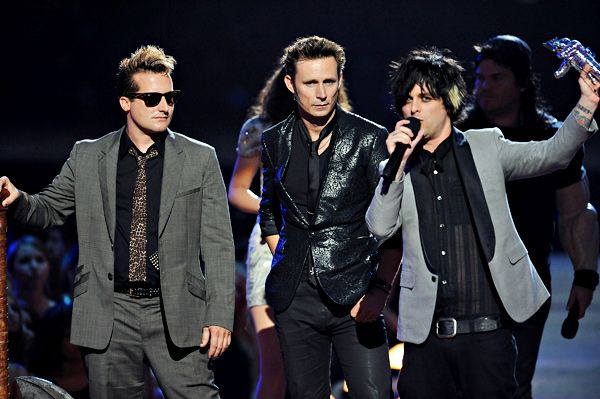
[124,90,181,107]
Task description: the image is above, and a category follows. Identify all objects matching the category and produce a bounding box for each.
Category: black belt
[434,315,502,338]
[115,286,161,298]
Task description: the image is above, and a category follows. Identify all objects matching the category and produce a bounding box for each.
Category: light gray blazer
[13,127,235,350]
[366,111,597,344]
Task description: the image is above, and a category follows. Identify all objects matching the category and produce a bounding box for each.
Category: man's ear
[284,74,295,95]
[119,96,131,112]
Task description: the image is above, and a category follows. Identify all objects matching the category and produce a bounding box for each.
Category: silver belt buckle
[436,317,457,338]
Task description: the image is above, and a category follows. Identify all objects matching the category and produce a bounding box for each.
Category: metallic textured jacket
[259,107,388,312]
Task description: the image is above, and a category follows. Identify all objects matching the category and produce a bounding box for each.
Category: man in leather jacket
[259,36,393,399]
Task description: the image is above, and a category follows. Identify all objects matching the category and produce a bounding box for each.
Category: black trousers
[509,259,552,399]
[398,329,518,399]
[275,279,391,399]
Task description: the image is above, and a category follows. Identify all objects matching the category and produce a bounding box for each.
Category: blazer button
[431,276,437,283]
[108,273,113,281]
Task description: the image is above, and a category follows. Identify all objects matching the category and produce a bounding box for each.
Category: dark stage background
[3,0,600,242]
[3,2,600,397]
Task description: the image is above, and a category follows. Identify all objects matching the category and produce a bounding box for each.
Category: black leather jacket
[259,107,388,312]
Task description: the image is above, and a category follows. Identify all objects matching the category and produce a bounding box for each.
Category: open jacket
[259,108,388,312]
[13,127,235,350]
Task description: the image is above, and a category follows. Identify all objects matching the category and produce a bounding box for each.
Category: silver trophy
[544,37,599,85]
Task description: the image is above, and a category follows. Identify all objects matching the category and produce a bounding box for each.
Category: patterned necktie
[128,146,158,283]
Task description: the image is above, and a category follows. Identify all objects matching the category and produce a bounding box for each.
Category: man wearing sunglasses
[0,45,235,399]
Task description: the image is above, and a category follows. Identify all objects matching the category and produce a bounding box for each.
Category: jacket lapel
[313,109,344,226]
[452,129,496,261]
[98,128,123,245]
[159,130,184,237]
[277,114,309,227]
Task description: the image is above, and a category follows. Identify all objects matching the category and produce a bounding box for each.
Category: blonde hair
[116,45,176,95]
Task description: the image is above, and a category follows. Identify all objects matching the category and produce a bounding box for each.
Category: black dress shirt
[285,114,337,282]
[285,114,337,219]
[114,131,165,290]
[411,133,500,319]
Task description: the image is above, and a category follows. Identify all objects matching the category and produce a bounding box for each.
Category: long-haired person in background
[228,62,351,399]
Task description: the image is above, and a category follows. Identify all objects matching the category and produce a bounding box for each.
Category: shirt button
[441,251,446,256]
[439,224,445,228]
[442,280,447,285]
[437,195,442,201]
[433,170,438,175]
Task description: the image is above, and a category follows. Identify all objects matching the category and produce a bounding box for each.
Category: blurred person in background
[8,235,58,329]
[459,35,599,398]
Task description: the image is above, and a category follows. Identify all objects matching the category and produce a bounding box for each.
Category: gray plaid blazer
[14,127,235,350]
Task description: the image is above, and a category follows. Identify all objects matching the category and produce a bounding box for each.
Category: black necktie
[299,121,335,218]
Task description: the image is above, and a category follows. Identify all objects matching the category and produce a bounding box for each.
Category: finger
[214,331,225,358]
[350,304,359,318]
[3,191,19,208]
[200,327,210,348]
[579,71,599,94]
[388,131,415,146]
[394,119,412,131]
[393,124,418,139]
[226,332,232,349]
[411,129,426,147]
[350,297,364,318]
[209,333,219,358]
[210,328,227,358]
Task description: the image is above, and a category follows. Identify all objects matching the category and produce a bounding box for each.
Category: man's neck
[422,124,453,153]
[484,106,520,128]
[126,124,161,153]
[299,108,337,141]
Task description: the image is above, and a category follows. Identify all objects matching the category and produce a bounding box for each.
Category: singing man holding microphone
[366,47,599,398]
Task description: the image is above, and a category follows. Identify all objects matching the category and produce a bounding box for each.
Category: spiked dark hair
[390,47,467,122]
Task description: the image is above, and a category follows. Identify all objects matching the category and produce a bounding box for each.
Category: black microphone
[380,117,421,195]
[561,300,580,339]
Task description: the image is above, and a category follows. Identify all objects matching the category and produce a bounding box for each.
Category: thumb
[350,296,364,318]
[200,327,210,348]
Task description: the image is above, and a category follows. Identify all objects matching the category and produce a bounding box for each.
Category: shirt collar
[414,132,453,175]
[296,111,338,152]
[119,129,167,159]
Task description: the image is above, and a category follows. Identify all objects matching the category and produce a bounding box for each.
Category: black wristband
[370,276,392,294]
[573,269,599,290]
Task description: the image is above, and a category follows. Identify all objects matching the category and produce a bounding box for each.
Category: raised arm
[499,69,599,182]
